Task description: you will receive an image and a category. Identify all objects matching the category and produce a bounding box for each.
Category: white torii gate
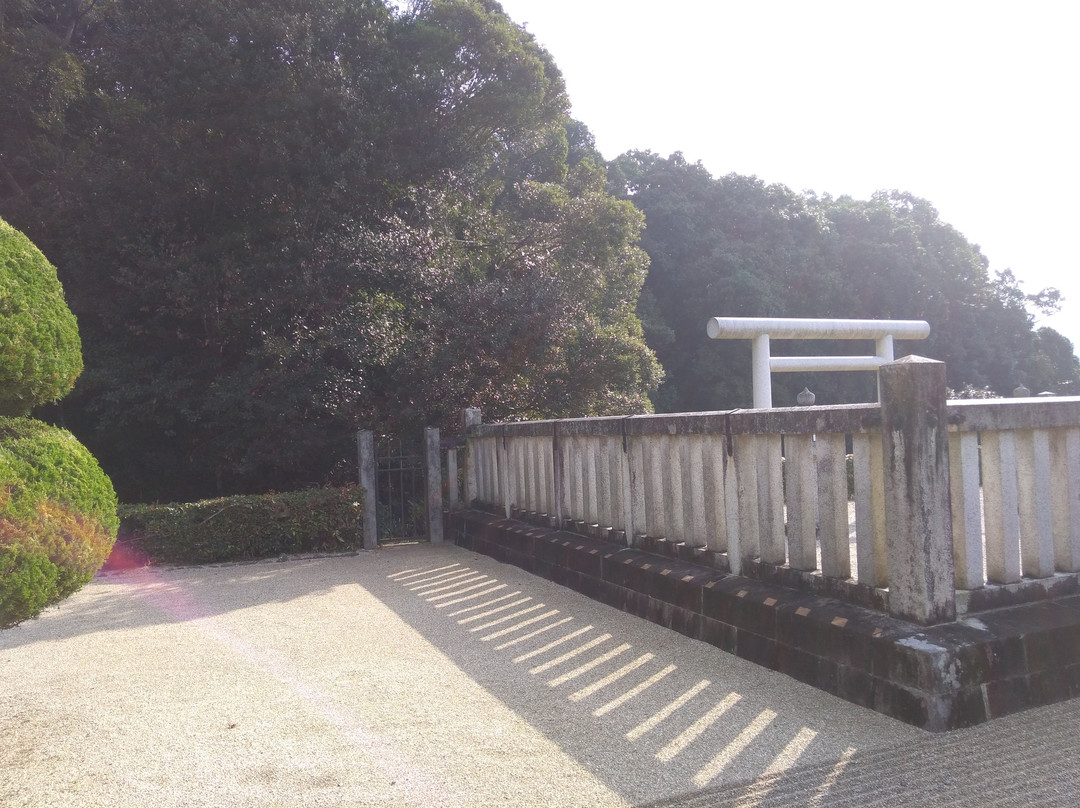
[706,316,931,408]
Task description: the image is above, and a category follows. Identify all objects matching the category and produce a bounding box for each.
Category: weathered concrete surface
[2,544,922,808]
[879,356,955,625]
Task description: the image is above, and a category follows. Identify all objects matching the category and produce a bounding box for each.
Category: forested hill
[608,152,1079,413]
[1,1,1074,502]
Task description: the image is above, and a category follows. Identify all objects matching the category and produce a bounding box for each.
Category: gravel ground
[2,543,1076,807]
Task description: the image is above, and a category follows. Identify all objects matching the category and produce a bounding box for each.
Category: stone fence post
[425,426,443,543]
[357,429,378,550]
[879,356,956,624]
[463,408,481,507]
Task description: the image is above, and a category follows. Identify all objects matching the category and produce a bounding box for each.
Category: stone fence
[461,357,1080,627]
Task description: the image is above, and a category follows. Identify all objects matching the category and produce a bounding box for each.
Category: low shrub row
[116,486,365,566]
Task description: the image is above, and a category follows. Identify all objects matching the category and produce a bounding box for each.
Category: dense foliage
[0,217,82,415]
[0,416,118,628]
[1,0,658,502]
[116,486,363,565]
[609,152,1078,410]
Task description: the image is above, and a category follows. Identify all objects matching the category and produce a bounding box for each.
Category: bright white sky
[496,0,1080,352]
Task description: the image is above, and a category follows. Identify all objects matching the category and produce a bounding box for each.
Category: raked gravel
[2,543,1076,807]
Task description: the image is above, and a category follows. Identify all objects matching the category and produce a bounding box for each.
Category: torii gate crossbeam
[706,316,931,408]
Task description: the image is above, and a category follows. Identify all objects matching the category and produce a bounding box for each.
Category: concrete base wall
[447,509,1080,732]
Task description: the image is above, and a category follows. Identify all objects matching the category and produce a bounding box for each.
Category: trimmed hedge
[117,486,365,565]
[0,417,119,628]
[0,545,61,629]
[0,217,83,416]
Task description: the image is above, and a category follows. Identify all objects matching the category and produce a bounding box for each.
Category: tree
[610,152,827,410]
[1030,327,1080,395]
[1,0,659,501]
[0,0,94,203]
[815,192,1014,394]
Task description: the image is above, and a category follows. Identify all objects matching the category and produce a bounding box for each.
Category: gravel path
[2,543,1076,807]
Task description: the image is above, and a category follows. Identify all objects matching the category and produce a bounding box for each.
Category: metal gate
[374,435,428,543]
[357,427,445,548]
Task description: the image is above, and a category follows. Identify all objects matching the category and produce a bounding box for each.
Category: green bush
[0,218,83,416]
[0,546,61,630]
[118,486,365,565]
[0,417,119,628]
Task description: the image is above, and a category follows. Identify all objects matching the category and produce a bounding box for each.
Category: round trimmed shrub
[0,217,83,416]
[0,417,118,628]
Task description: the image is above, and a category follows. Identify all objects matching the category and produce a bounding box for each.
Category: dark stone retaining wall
[447,509,1080,732]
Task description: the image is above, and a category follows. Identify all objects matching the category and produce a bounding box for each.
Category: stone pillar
[731,433,761,575]
[816,432,851,579]
[1016,429,1054,578]
[623,429,641,546]
[757,435,786,564]
[552,422,566,529]
[499,434,512,520]
[425,426,444,543]
[663,435,684,542]
[644,436,666,540]
[703,435,728,553]
[446,448,459,510]
[879,356,956,625]
[982,430,1022,583]
[949,431,984,589]
[853,432,888,587]
[357,429,378,550]
[533,436,547,516]
[463,408,481,507]
[1051,428,1080,572]
[784,433,818,570]
[686,436,707,547]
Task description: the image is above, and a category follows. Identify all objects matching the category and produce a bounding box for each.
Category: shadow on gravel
[365,545,927,807]
[633,695,1080,808]
[0,554,364,651]
[7,543,1076,807]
